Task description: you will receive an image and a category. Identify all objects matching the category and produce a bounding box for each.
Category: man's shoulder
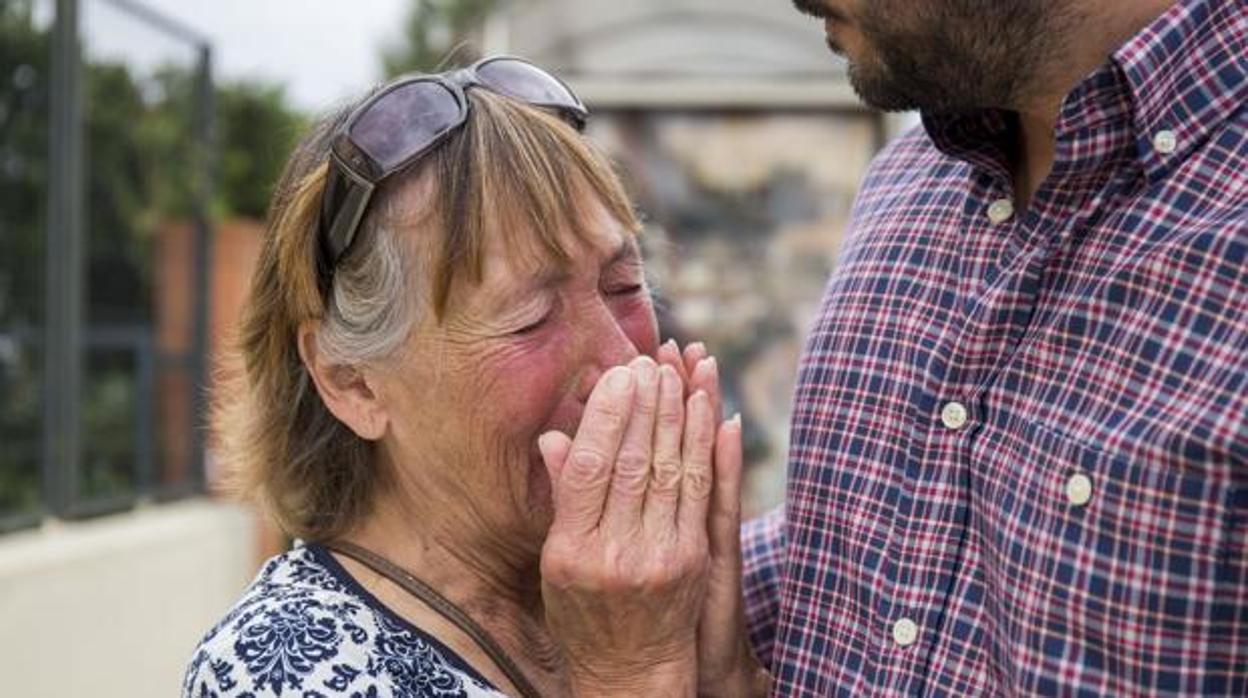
[853,122,969,214]
[867,122,941,168]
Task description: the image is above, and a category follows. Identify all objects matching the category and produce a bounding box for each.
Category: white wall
[0,500,255,697]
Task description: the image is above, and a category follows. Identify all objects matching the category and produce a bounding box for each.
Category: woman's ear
[297,322,389,440]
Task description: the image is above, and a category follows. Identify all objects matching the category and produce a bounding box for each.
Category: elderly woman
[183,58,762,697]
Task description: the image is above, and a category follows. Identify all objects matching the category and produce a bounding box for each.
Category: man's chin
[846,63,922,113]
[825,36,847,57]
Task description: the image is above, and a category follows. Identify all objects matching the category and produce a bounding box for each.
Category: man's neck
[1009,0,1176,209]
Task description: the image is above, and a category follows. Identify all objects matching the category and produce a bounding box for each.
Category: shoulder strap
[325,540,542,698]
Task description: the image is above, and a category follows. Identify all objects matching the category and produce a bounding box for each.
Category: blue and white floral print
[183,543,504,697]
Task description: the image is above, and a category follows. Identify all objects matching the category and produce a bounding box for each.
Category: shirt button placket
[1066,472,1094,507]
[987,197,1015,225]
[892,618,919,648]
[940,400,969,431]
[1153,129,1178,155]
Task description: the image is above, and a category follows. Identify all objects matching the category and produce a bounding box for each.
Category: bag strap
[325,540,541,698]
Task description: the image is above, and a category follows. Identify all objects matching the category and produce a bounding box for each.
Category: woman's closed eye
[511,312,551,336]
[604,283,644,297]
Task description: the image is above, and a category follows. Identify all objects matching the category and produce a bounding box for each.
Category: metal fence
[0,0,214,532]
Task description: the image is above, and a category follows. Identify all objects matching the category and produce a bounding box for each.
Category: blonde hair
[217,86,638,541]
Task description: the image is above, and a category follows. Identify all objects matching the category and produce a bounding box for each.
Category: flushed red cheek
[482,297,656,437]
[486,345,570,425]
[480,337,580,512]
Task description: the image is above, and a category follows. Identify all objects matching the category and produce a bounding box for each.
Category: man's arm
[741,506,786,672]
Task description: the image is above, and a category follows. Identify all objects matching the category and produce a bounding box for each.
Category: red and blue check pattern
[742,0,1247,694]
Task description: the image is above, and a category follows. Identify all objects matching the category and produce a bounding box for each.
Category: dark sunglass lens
[350,81,463,171]
[475,59,582,111]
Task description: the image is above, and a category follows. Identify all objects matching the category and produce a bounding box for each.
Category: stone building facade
[488,0,891,512]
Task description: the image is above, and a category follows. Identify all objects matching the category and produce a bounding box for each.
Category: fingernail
[538,431,559,456]
[663,338,678,351]
[695,356,717,378]
[731,412,741,428]
[606,366,633,393]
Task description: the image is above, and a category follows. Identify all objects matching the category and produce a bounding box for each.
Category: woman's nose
[575,303,640,400]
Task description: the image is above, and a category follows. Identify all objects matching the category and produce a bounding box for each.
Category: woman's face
[372,193,659,555]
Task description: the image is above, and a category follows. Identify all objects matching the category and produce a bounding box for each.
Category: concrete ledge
[0,499,255,698]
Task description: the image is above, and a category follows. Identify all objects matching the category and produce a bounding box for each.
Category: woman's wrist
[699,653,771,698]
[568,655,698,698]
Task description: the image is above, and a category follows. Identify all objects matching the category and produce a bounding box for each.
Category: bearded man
[727,0,1247,694]
[527,1,1244,695]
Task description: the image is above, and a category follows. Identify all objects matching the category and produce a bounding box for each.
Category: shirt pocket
[970,416,1238,694]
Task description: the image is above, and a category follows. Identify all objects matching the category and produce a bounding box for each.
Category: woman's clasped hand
[539,342,766,696]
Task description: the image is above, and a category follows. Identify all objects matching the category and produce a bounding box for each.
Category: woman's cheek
[482,329,571,426]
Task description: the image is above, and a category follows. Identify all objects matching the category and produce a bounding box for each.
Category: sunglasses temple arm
[324,170,377,268]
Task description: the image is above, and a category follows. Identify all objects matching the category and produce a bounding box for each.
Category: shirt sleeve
[741,506,786,671]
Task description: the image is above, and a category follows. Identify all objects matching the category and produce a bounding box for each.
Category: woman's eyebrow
[482,237,639,316]
[602,238,640,269]
[482,268,567,318]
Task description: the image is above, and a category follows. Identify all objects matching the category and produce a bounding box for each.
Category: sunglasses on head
[317,56,589,280]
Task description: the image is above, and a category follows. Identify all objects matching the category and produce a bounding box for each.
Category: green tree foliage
[382,0,499,77]
[0,1,51,517]
[1,4,305,331]
[0,1,51,331]
[0,1,303,517]
[216,81,303,220]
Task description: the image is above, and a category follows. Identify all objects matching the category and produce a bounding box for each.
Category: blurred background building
[0,0,912,695]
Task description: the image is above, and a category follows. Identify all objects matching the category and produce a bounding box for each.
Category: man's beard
[847,0,1075,113]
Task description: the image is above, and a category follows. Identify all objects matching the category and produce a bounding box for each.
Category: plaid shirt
[741,0,1247,694]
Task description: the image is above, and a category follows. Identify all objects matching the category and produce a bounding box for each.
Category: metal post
[44,0,84,514]
[188,43,214,492]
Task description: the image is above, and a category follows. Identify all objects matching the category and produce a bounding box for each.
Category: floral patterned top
[183,542,504,697]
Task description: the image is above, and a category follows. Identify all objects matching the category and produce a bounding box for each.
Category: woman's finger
[695,415,752,698]
[688,355,722,425]
[551,365,635,536]
[677,390,715,538]
[682,342,707,380]
[708,414,743,562]
[537,429,573,506]
[656,339,690,386]
[643,364,685,531]
[600,356,660,533]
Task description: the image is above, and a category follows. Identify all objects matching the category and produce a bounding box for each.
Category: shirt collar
[1112,0,1248,183]
[921,0,1247,184]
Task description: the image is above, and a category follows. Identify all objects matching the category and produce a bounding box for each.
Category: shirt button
[940,401,969,430]
[987,198,1015,224]
[892,618,919,647]
[1066,472,1094,507]
[1153,129,1178,155]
